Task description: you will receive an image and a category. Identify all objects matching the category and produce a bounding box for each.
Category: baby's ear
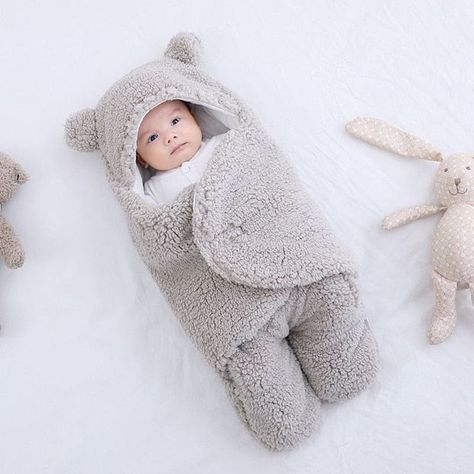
[64,108,99,152]
[164,32,202,67]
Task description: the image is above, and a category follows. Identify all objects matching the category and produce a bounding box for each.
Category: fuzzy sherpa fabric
[0,152,27,270]
[65,32,379,450]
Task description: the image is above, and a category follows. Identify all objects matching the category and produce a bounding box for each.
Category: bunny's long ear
[346,117,443,162]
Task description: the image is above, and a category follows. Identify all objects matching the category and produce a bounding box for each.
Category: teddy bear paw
[5,248,25,269]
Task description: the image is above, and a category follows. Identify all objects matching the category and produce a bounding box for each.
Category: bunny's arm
[0,215,25,268]
[383,205,446,230]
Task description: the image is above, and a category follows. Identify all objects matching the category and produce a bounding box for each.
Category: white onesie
[143,133,225,204]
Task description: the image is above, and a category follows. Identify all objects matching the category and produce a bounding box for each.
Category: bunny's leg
[222,292,321,451]
[287,273,379,403]
[428,270,457,344]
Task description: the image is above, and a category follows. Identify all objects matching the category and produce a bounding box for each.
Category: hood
[65,32,355,291]
[65,32,249,193]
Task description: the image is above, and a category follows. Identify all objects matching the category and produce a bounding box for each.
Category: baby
[65,32,379,451]
[136,99,224,204]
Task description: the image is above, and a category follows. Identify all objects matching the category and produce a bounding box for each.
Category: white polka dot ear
[164,32,202,67]
[346,117,443,162]
[64,108,98,152]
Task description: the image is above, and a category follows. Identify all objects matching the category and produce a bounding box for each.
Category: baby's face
[136,100,202,171]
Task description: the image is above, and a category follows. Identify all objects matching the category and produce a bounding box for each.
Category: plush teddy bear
[0,152,27,269]
[346,116,474,344]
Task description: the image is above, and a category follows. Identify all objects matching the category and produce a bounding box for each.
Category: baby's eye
[467,166,471,170]
[444,168,448,172]
[171,117,181,125]
[148,133,158,143]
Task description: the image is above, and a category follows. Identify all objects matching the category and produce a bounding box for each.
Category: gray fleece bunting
[65,32,378,451]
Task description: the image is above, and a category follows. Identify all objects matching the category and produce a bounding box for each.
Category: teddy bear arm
[383,205,445,230]
[0,215,25,269]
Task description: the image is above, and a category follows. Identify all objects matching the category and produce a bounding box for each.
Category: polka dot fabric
[345,117,443,162]
[432,204,474,284]
[383,205,445,230]
[346,116,474,344]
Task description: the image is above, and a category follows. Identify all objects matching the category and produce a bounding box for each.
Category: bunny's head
[434,153,474,206]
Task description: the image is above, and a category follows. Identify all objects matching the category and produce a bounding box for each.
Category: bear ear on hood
[164,32,202,67]
[64,108,99,152]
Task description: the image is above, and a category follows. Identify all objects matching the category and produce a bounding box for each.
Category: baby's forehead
[137,100,187,136]
[140,100,186,123]
[154,99,185,112]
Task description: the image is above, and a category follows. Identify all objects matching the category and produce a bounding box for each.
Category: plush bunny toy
[0,152,27,270]
[346,117,474,345]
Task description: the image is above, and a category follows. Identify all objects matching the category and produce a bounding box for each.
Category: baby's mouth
[171,143,186,155]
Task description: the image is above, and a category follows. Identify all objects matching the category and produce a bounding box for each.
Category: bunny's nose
[455,178,461,186]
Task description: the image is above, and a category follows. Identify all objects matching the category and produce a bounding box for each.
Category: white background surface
[1,1,474,473]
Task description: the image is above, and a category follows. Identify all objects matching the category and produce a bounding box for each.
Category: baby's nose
[455,178,461,186]
[167,134,177,143]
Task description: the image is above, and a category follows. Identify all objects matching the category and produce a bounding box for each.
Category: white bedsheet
[1,1,473,472]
